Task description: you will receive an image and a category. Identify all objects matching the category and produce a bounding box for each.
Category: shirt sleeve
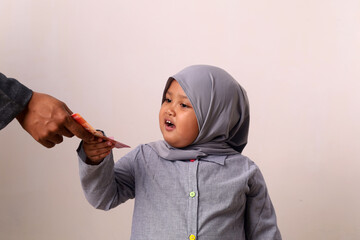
[245,165,282,240]
[0,72,33,130]
[77,141,136,210]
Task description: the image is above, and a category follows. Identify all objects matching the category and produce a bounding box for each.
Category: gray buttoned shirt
[78,144,281,240]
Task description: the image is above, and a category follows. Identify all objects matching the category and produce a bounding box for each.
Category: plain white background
[1,0,359,239]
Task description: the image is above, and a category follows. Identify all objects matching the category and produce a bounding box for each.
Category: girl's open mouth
[165,120,175,129]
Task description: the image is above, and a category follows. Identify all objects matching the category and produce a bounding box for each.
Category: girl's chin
[164,140,190,149]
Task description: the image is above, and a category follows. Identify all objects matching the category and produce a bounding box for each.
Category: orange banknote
[71,113,130,148]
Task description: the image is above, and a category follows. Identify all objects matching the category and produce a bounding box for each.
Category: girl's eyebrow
[166,91,188,99]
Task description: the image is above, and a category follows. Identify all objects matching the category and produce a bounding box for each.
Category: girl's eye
[164,98,171,103]
[181,103,189,108]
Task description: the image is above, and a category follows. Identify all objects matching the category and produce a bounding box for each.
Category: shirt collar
[199,155,227,165]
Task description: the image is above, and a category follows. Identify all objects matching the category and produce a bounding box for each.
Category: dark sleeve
[0,72,33,130]
[245,165,282,240]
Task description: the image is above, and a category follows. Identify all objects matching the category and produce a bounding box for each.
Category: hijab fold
[148,65,250,161]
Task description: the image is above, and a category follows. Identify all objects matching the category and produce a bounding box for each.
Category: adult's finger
[68,123,94,141]
[63,111,93,141]
[64,104,73,115]
[43,133,64,146]
[39,139,56,148]
[57,125,74,138]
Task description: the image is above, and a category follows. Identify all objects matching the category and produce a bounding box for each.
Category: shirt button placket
[187,159,199,239]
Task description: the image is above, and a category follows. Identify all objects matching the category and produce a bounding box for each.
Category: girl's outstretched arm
[77,141,135,210]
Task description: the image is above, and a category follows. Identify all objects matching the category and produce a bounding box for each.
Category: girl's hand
[83,131,114,164]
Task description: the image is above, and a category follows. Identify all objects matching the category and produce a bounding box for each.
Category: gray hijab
[148,65,250,161]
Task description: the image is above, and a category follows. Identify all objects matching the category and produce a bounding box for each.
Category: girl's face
[159,80,199,148]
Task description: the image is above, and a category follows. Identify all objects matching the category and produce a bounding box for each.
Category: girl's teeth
[166,120,174,126]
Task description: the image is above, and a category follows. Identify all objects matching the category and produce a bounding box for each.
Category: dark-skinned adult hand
[16,92,93,148]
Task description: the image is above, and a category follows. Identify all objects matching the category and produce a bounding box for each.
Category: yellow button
[189,234,196,240]
[189,191,196,197]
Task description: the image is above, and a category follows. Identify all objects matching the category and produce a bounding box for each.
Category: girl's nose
[166,108,175,116]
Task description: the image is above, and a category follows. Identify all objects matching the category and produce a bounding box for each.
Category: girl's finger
[87,141,112,150]
[83,136,99,144]
[87,145,113,156]
[83,140,113,160]
[88,150,112,162]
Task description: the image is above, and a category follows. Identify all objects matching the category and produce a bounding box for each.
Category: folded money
[71,113,130,148]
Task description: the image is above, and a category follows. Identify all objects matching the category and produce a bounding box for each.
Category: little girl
[77,65,282,240]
